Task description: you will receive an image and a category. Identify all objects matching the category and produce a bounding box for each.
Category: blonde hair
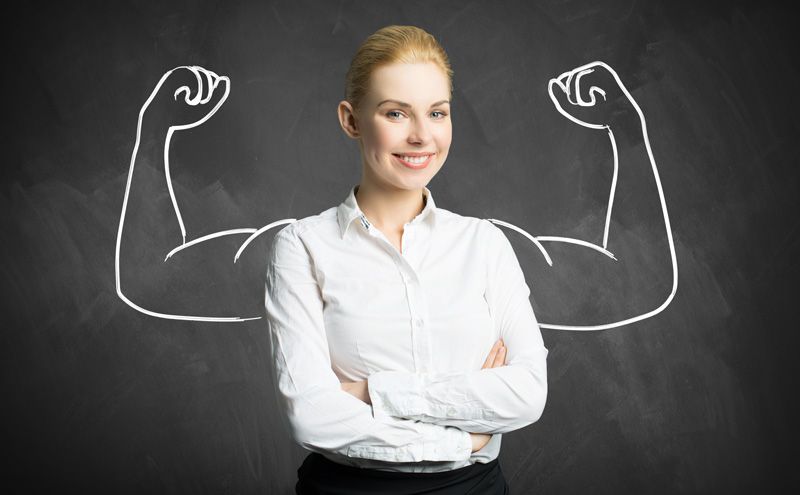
[344,25,453,111]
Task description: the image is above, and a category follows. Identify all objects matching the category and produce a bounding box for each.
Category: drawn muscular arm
[492,62,677,330]
[115,66,292,321]
[117,64,675,328]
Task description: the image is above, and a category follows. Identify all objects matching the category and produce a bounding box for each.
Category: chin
[394,167,443,191]
[392,174,436,192]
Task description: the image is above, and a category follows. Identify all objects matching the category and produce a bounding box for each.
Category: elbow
[287,419,331,453]
[285,418,312,448]
[489,357,548,432]
[292,430,324,453]
[283,408,348,454]
[527,384,547,424]
[493,388,547,434]
[520,385,547,427]
[517,371,548,428]
[284,413,327,451]
[273,395,316,449]
[275,386,359,454]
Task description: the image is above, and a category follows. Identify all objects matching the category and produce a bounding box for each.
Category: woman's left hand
[482,339,506,369]
[341,380,371,404]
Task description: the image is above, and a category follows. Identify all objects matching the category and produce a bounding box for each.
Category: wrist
[608,111,645,145]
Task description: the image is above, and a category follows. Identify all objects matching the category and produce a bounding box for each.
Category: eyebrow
[377,99,451,108]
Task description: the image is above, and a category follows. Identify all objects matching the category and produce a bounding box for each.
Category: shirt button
[406,277,416,285]
[382,403,391,411]
[396,450,405,460]
[419,366,427,373]
[447,408,456,417]
[414,319,424,327]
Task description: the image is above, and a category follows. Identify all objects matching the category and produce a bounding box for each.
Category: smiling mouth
[393,153,434,169]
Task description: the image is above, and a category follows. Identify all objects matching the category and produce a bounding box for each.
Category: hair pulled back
[344,25,453,111]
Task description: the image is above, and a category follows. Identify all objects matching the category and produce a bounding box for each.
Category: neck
[355,182,426,235]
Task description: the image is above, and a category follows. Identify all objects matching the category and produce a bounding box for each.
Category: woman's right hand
[470,339,507,452]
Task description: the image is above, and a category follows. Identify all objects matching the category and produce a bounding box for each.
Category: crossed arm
[266,224,547,463]
[341,340,509,453]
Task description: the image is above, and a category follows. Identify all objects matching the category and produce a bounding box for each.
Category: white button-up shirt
[265,187,548,473]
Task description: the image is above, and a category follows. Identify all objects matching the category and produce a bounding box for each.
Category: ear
[338,101,360,139]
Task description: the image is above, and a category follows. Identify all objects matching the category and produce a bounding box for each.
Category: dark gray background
[3,0,797,493]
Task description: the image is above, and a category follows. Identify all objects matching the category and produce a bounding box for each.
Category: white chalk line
[165,228,257,261]
[234,219,297,262]
[118,62,677,329]
[487,219,553,266]
[488,61,678,331]
[536,236,617,260]
[115,65,295,322]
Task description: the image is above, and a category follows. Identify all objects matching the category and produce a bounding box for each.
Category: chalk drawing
[117,62,676,329]
[115,66,295,322]
[489,61,678,330]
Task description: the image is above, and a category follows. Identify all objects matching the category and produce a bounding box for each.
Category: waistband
[296,452,509,494]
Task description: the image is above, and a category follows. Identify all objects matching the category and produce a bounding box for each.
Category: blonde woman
[266,25,547,494]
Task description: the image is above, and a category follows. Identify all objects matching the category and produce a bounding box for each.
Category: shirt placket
[361,215,432,374]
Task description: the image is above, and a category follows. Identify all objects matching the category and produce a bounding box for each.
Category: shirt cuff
[369,370,423,419]
[419,423,473,462]
[344,422,473,463]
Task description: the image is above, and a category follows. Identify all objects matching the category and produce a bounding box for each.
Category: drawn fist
[142,66,230,131]
[548,61,639,130]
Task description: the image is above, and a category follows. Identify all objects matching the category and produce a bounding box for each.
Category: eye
[430,110,447,119]
[386,110,405,120]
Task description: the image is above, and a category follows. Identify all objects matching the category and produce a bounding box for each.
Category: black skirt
[296,452,511,495]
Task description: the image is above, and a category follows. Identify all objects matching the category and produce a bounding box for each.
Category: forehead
[367,62,450,105]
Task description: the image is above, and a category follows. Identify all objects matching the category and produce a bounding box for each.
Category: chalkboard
[4,0,797,493]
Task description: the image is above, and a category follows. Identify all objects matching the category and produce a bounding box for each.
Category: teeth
[399,155,431,164]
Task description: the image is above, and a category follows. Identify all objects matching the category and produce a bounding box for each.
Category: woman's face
[353,62,452,193]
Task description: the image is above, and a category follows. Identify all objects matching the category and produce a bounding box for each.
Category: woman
[265,25,548,494]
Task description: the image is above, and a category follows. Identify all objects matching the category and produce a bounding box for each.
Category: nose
[407,118,431,145]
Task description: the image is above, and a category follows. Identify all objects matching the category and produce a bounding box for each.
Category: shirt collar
[337,185,437,238]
